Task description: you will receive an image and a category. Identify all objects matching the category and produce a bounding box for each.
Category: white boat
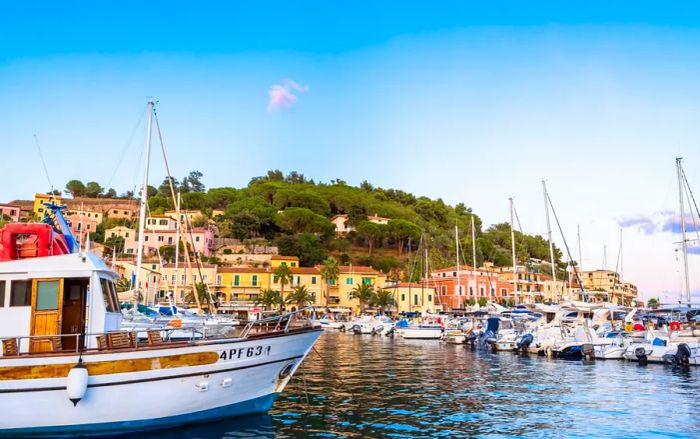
[395,320,443,339]
[441,329,466,344]
[0,252,321,436]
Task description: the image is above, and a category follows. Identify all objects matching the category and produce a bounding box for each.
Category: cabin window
[0,281,5,307]
[10,280,31,307]
[36,280,60,311]
[100,278,119,313]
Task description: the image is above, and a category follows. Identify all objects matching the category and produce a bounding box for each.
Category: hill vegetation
[61,170,567,280]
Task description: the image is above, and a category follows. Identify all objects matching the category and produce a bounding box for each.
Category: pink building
[65,209,102,244]
[0,204,21,222]
[106,226,215,257]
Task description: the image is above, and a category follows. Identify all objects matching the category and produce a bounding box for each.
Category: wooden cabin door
[30,279,63,353]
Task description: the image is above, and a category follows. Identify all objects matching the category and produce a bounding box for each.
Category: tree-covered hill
[58,170,566,279]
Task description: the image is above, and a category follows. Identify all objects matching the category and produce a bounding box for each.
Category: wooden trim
[0,351,220,381]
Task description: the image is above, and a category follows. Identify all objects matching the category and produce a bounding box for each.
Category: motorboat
[395,319,443,339]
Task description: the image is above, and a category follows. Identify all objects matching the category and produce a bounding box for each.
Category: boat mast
[134,100,155,305]
[471,216,477,303]
[174,191,181,306]
[542,181,558,301]
[677,157,691,303]
[455,224,461,298]
[509,197,518,304]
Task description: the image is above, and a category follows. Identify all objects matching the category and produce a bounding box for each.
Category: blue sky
[3,1,700,301]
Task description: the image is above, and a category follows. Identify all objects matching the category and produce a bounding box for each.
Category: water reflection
[154,332,699,438]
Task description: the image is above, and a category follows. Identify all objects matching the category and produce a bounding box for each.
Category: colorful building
[0,204,21,222]
[33,193,62,215]
[64,208,103,243]
[106,226,215,256]
[326,265,387,314]
[383,282,438,314]
[573,270,638,306]
[216,266,272,304]
[430,264,511,310]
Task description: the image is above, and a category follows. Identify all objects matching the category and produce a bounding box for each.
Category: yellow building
[217,266,272,303]
[327,265,387,314]
[576,270,638,305]
[270,255,299,268]
[33,193,62,215]
[160,263,218,304]
[282,267,323,308]
[384,282,437,314]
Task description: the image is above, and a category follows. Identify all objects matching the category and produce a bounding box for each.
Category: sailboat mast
[677,157,691,303]
[455,224,460,298]
[542,181,558,300]
[471,216,477,301]
[134,100,155,305]
[173,191,181,306]
[509,198,518,304]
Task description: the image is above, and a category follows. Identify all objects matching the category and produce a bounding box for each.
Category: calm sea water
[154,331,699,438]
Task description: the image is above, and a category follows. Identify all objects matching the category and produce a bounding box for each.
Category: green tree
[85,181,104,198]
[274,264,293,304]
[229,212,261,239]
[477,297,488,307]
[257,288,283,311]
[387,219,421,256]
[276,233,327,266]
[65,180,86,197]
[320,257,340,306]
[647,297,660,309]
[275,207,334,235]
[286,285,315,310]
[159,245,176,263]
[158,177,179,197]
[348,283,376,315]
[184,282,214,309]
[371,289,396,314]
[356,221,385,255]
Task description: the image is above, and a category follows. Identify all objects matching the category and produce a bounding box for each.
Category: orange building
[430,265,513,310]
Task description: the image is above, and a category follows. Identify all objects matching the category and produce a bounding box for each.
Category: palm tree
[319,257,339,307]
[371,289,396,315]
[286,285,315,310]
[348,283,376,315]
[184,282,212,309]
[274,264,293,305]
[257,288,283,311]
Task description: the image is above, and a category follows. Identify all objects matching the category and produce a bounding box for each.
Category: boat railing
[0,326,207,356]
[241,306,316,338]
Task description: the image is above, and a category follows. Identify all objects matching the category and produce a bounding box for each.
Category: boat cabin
[0,253,122,354]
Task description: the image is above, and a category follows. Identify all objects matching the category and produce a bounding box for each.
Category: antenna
[33,134,56,195]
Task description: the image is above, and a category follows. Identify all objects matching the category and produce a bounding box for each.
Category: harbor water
[151,331,699,438]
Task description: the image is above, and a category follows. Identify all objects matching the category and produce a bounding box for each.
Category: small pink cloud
[267,79,309,112]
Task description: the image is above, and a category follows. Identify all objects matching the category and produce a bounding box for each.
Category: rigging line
[681,174,700,254]
[680,167,700,245]
[154,111,215,308]
[105,108,147,191]
[545,191,585,300]
[33,134,55,195]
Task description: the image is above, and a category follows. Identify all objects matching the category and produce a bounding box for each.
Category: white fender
[66,360,89,407]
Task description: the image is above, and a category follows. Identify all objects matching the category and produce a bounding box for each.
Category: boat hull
[0,329,321,437]
[397,328,442,339]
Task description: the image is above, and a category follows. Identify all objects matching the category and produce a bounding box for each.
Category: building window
[252,275,258,286]
[159,219,167,225]
[216,275,222,285]
[428,294,432,302]
[291,262,297,267]
[441,286,447,295]
[181,274,186,283]
[414,294,418,305]
[401,293,406,301]
[330,279,336,285]
[469,287,473,296]
[280,262,287,267]
[362,277,372,285]
[195,236,200,242]
[10,280,31,307]
[125,232,130,238]
[295,276,301,286]
[311,276,317,284]
[126,249,133,254]
[158,236,164,242]
[145,236,149,241]
[480,287,484,296]
[171,274,176,284]
[234,275,240,286]
[168,237,173,244]
[346,278,354,285]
